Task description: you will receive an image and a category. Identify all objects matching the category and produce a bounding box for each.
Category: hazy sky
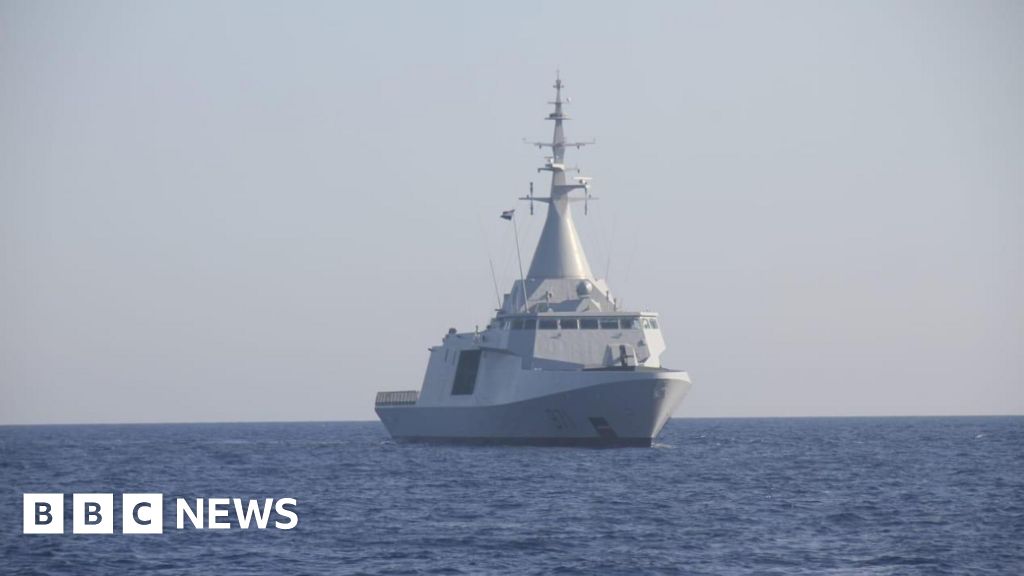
[1,0,1021,424]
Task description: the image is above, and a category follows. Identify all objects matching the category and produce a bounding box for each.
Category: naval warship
[375,76,692,446]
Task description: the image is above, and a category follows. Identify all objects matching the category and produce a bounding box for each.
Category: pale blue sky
[1,0,1021,424]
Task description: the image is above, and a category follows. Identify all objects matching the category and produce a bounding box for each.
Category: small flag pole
[487,257,501,310]
[512,211,527,312]
[500,207,528,312]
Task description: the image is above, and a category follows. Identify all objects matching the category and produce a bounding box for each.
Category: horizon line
[1,413,1022,428]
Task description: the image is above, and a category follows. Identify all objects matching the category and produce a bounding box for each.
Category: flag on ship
[500,209,515,220]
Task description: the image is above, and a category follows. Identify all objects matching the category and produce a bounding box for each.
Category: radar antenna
[516,72,599,280]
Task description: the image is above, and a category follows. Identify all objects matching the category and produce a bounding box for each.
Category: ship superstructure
[375,75,691,446]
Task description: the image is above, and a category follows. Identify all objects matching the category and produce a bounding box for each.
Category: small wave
[825,511,865,524]
[858,554,936,567]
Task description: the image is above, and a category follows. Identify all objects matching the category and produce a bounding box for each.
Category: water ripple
[0,417,1021,575]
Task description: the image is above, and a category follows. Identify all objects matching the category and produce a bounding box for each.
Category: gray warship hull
[377,369,691,447]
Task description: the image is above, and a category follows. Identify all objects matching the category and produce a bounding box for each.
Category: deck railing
[375,390,419,406]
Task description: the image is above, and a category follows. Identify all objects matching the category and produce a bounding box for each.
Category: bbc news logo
[23,494,298,534]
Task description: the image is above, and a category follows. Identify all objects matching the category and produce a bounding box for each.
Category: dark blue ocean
[1,417,1022,575]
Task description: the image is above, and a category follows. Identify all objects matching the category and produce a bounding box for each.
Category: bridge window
[511,319,524,330]
[580,318,599,330]
[523,318,537,330]
[600,318,620,330]
[649,319,660,329]
[452,349,482,395]
[539,318,558,330]
[641,318,651,329]
[560,318,579,330]
[621,318,640,329]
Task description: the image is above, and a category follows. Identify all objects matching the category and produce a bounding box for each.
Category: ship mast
[522,73,595,280]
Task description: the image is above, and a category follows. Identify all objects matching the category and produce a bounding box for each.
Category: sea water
[1,417,1021,575]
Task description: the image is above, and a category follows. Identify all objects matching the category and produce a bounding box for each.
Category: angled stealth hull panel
[377,375,691,446]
